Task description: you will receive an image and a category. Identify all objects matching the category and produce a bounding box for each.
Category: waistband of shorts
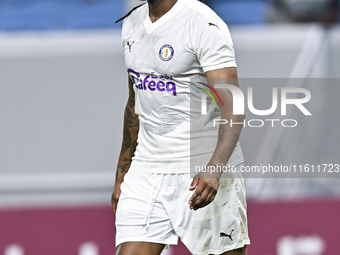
[128,159,191,174]
[129,153,244,174]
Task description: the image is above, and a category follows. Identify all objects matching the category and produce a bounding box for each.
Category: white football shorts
[115,164,250,255]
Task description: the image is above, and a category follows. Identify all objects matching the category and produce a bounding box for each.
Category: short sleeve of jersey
[195,16,237,73]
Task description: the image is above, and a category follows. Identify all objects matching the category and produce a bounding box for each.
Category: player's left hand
[188,172,221,210]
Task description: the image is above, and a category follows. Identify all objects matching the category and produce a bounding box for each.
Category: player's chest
[123,28,197,76]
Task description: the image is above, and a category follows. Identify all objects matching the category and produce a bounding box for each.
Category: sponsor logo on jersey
[159,44,174,61]
[128,68,177,96]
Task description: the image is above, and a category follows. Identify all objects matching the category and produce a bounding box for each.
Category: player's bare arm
[111,77,139,215]
[189,67,244,211]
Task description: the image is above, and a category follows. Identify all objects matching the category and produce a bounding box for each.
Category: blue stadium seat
[0,1,67,31]
[210,0,269,26]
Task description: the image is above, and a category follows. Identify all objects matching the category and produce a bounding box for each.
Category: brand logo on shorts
[220,229,234,241]
[159,44,174,61]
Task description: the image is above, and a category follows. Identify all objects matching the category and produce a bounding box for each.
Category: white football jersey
[121,0,244,173]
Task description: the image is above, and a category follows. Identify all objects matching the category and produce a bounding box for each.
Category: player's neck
[148,0,178,23]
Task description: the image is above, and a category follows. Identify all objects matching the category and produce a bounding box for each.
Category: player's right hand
[111,182,122,215]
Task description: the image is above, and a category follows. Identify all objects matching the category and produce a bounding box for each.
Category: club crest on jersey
[159,44,174,61]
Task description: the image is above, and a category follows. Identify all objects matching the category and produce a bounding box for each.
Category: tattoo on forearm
[121,105,139,153]
[118,162,130,173]
[121,125,132,153]
[125,104,139,129]
[218,124,225,142]
[116,156,133,178]
[117,80,139,177]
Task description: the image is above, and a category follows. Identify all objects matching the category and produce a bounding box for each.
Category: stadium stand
[0,1,66,31]
[0,0,271,31]
[210,0,270,26]
[0,0,125,31]
[268,0,339,23]
[0,1,338,31]
[67,0,125,29]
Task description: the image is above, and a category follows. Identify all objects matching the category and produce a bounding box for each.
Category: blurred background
[0,0,339,254]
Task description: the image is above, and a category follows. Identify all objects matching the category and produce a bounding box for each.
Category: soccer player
[111,0,250,254]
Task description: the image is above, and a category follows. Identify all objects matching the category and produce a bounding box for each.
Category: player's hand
[188,172,221,211]
[111,181,122,215]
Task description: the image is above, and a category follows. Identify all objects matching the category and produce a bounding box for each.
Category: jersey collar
[143,0,183,34]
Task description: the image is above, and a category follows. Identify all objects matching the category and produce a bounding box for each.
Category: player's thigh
[116,242,165,255]
[219,245,247,255]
